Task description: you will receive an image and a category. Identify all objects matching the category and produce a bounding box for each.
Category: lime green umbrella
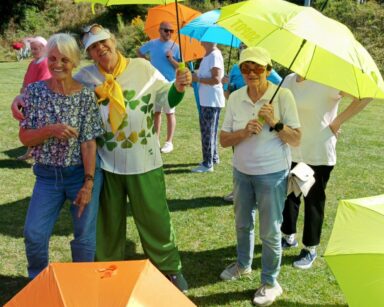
[324,195,384,307]
[217,0,384,100]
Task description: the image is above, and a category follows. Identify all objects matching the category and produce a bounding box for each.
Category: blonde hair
[46,33,80,67]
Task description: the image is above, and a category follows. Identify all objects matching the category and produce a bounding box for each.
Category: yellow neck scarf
[95,52,128,133]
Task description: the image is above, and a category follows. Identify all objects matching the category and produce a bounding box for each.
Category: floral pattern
[21,81,104,167]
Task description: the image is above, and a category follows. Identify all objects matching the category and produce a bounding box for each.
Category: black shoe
[166,272,188,293]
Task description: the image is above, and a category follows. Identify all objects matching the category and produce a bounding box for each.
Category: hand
[329,122,341,138]
[258,104,275,127]
[11,95,25,121]
[50,124,79,140]
[191,72,199,83]
[175,67,192,91]
[243,119,263,136]
[222,75,229,84]
[166,50,173,59]
[74,182,93,218]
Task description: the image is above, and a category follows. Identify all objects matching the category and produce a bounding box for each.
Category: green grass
[0,60,383,306]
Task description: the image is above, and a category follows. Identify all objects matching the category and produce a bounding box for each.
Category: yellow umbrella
[324,195,384,307]
[217,0,384,100]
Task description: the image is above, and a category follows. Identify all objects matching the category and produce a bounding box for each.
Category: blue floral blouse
[20,81,104,167]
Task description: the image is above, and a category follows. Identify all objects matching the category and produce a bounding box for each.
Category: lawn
[0,60,383,306]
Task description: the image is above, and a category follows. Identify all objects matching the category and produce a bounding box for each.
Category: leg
[65,164,103,262]
[254,170,288,286]
[24,164,65,278]
[165,110,176,144]
[199,106,215,168]
[126,168,182,274]
[154,111,162,137]
[281,162,301,236]
[233,168,256,269]
[302,165,334,247]
[212,107,221,164]
[95,170,128,261]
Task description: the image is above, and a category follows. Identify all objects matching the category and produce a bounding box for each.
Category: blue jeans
[24,159,102,278]
[233,168,288,286]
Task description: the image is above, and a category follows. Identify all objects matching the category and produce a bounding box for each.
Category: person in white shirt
[191,42,225,173]
[281,73,372,269]
[219,47,301,306]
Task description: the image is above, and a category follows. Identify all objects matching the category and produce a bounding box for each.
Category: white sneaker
[253,282,283,306]
[161,142,173,153]
[191,164,213,173]
[220,262,252,281]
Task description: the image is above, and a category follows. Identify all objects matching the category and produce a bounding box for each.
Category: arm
[74,140,97,217]
[19,124,79,146]
[329,95,372,135]
[166,50,179,69]
[11,95,25,121]
[192,67,222,86]
[220,119,263,148]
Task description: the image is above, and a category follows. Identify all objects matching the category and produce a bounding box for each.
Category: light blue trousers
[24,161,102,278]
[233,167,288,286]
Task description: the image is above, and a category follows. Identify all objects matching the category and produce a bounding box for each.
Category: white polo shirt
[221,82,301,175]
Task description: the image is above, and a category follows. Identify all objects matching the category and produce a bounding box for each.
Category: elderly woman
[19,33,104,279]
[191,42,225,173]
[13,24,191,292]
[219,47,301,306]
[76,24,191,292]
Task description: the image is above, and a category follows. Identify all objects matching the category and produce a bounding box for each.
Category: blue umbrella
[180,9,241,47]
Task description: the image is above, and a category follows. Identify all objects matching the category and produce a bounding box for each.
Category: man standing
[138,21,180,153]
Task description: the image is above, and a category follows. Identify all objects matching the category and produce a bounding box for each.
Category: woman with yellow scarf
[75,24,191,292]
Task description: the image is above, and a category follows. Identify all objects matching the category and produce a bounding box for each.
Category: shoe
[220,262,252,281]
[213,159,220,165]
[191,164,213,173]
[166,272,188,293]
[223,191,234,202]
[253,282,283,306]
[161,142,174,153]
[293,248,317,269]
[281,237,298,249]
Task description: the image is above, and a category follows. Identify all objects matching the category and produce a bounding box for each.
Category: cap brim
[84,31,111,50]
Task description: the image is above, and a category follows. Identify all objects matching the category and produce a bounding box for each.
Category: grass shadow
[0,275,30,306]
[2,146,28,158]
[0,159,31,169]
[168,196,231,212]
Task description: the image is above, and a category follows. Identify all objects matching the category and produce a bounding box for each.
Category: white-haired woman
[19,33,104,279]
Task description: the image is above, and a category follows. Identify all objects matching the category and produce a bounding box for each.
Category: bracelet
[84,174,94,182]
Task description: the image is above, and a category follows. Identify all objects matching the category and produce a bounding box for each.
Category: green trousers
[95,167,182,274]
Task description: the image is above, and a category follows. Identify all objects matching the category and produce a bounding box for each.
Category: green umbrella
[324,195,384,307]
[217,0,384,100]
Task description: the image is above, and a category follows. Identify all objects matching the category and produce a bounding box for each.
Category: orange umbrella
[144,3,205,62]
[5,260,196,307]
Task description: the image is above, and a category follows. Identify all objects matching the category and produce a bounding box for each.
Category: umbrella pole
[174,0,183,63]
[226,35,235,75]
[269,39,307,105]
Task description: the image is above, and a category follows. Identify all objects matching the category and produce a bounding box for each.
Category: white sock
[283,234,296,244]
[305,246,317,254]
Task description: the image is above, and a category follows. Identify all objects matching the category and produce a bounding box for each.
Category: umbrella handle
[174,0,183,63]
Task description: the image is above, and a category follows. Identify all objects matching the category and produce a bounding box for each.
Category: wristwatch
[271,122,284,132]
[84,174,94,182]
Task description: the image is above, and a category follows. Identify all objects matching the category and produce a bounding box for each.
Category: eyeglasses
[240,64,266,75]
[161,28,174,34]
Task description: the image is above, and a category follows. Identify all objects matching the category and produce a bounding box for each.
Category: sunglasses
[240,64,266,75]
[161,28,174,34]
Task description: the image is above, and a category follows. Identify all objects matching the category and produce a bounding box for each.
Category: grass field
[0,60,383,306]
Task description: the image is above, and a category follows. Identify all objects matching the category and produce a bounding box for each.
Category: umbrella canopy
[217,0,384,100]
[180,9,241,47]
[75,0,183,5]
[324,195,384,307]
[5,260,196,307]
[144,3,205,61]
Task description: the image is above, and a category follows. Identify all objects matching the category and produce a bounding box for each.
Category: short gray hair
[46,33,80,67]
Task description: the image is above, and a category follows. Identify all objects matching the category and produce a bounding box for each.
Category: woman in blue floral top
[19,33,104,279]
